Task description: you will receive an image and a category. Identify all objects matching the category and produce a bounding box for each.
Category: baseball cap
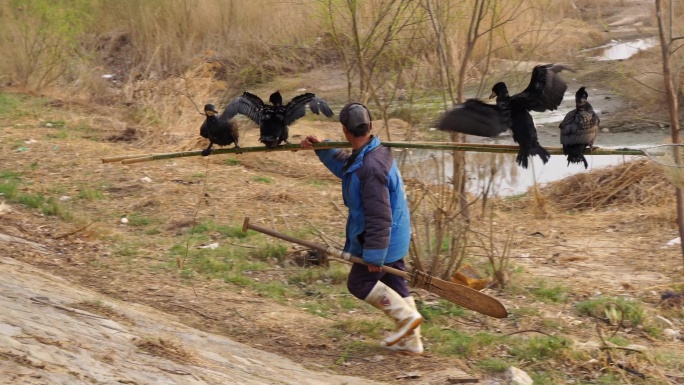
[339,103,372,130]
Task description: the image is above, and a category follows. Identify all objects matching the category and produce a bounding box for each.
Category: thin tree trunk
[655,0,684,264]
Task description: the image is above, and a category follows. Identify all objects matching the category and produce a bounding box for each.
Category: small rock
[140,176,152,183]
[396,372,421,380]
[120,217,128,224]
[59,195,71,202]
[601,127,610,133]
[506,366,533,385]
[664,328,681,341]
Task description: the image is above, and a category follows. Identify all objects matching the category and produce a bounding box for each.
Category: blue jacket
[315,136,410,266]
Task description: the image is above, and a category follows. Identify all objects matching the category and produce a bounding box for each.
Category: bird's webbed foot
[201,144,213,157]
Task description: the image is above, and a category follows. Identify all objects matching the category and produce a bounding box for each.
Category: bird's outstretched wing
[515,63,572,112]
[220,91,265,125]
[284,93,335,126]
[437,99,510,137]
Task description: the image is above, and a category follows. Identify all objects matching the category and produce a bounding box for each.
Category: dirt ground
[1,106,682,385]
[1,1,683,384]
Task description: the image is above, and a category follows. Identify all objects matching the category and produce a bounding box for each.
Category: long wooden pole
[102,142,645,165]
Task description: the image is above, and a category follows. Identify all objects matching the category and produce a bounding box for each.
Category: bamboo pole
[101,153,169,163]
[102,142,646,165]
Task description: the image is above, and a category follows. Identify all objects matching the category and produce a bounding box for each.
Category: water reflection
[397,149,641,196]
[530,90,575,125]
[588,38,657,61]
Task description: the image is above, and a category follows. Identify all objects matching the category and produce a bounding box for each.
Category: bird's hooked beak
[489,91,497,99]
[205,110,217,117]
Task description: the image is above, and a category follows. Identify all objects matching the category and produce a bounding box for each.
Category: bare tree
[655,0,684,263]
[320,0,425,100]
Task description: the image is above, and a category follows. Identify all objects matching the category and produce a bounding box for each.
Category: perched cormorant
[199,104,239,157]
[559,87,600,169]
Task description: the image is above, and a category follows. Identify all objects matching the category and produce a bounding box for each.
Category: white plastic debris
[199,242,220,250]
[140,176,152,183]
[102,74,114,79]
[120,217,129,224]
[665,237,681,248]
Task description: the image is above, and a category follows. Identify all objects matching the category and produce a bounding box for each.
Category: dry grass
[542,159,676,211]
[0,0,613,93]
[70,300,136,326]
[135,336,197,365]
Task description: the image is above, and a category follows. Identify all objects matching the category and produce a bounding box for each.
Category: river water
[397,147,647,196]
[397,36,674,196]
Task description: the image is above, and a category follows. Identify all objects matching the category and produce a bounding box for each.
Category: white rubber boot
[381,296,424,354]
[364,282,423,346]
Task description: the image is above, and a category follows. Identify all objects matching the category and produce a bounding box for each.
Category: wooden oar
[242,217,508,319]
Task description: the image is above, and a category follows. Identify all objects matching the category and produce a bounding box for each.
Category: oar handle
[242,217,411,279]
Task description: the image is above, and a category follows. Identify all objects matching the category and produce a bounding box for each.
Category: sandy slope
[0,255,388,385]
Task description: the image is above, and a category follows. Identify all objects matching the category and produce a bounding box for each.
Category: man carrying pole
[300,102,423,354]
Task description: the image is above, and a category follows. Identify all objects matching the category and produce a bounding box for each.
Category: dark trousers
[347,259,410,300]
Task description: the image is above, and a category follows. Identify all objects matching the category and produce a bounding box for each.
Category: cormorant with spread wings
[437,63,572,169]
[222,91,334,148]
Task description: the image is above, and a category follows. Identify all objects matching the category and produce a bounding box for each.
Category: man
[300,102,423,354]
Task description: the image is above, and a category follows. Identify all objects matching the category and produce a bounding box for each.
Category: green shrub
[531,279,568,303]
[576,296,644,327]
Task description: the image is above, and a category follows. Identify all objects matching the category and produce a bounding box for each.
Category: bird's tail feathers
[565,154,588,169]
[565,145,589,169]
[516,143,550,169]
[516,147,530,169]
[531,144,551,164]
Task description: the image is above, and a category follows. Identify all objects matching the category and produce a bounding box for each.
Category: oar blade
[412,271,508,318]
